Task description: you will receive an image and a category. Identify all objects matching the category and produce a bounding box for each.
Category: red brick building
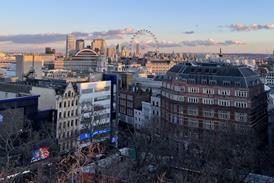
[161,62,267,142]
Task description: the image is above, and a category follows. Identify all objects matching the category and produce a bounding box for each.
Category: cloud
[91,27,135,39]
[182,31,195,34]
[181,39,244,47]
[0,27,135,45]
[0,33,66,44]
[156,41,181,48]
[227,23,274,31]
[119,39,244,49]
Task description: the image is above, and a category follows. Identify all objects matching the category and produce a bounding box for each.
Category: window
[64,101,66,108]
[68,111,70,117]
[63,122,66,128]
[218,89,230,96]
[59,122,62,129]
[235,90,248,97]
[203,88,214,95]
[59,102,62,108]
[75,119,78,126]
[218,99,230,106]
[203,120,214,130]
[188,79,196,84]
[203,110,214,118]
[68,101,70,107]
[71,120,74,126]
[235,101,247,108]
[188,97,199,103]
[188,87,199,93]
[63,111,66,118]
[223,81,231,86]
[188,118,199,128]
[201,79,207,85]
[188,107,198,116]
[235,112,247,122]
[202,98,214,105]
[209,80,217,85]
[67,122,70,127]
[218,111,230,120]
[72,100,74,106]
[59,112,62,119]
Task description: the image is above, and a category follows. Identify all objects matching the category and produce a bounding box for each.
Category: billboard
[31,147,49,163]
[80,128,111,141]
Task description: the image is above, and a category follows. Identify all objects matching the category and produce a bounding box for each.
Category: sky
[0,0,274,53]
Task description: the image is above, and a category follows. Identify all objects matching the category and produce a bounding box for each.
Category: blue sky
[0,0,274,53]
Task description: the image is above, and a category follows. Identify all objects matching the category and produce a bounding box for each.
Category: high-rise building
[161,62,267,143]
[91,39,106,55]
[76,39,85,51]
[136,43,140,57]
[106,47,115,60]
[116,44,120,56]
[66,34,76,58]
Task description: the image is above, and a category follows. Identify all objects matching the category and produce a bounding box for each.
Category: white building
[77,81,111,147]
[266,72,274,86]
[134,94,161,129]
[30,82,80,152]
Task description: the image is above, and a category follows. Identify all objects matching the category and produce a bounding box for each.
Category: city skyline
[0,0,274,53]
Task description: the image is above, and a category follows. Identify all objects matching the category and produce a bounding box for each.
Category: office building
[77,81,111,147]
[91,39,106,55]
[76,39,85,51]
[66,34,76,58]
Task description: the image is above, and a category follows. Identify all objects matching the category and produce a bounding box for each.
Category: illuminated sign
[31,147,49,163]
[80,128,111,141]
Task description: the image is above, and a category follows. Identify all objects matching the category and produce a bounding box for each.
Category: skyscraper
[65,34,76,58]
[91,39,106,55]
[76,39,85,51]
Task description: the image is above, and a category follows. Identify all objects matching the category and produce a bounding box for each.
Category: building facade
[64,49,107,74]
[77,81,111,147]
[161,63,268,143]
[30,80,80,152]
[146,59,176,74]
[66,34,76,58]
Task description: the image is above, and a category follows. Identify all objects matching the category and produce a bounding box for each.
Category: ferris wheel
[129,29,159,55]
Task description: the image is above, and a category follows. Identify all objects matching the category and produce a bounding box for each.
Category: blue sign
[80,128,111,141]
[0,114,3,123]
[111,136,118,144]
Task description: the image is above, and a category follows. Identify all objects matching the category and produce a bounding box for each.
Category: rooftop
[166,62,262,88]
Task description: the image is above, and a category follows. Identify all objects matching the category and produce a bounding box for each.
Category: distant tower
[91,39,106,55]
[65,34,76,58]
[136,43,140,57]
[116,44,120,55]
[76,39,85,51]
[219,48,223,58]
